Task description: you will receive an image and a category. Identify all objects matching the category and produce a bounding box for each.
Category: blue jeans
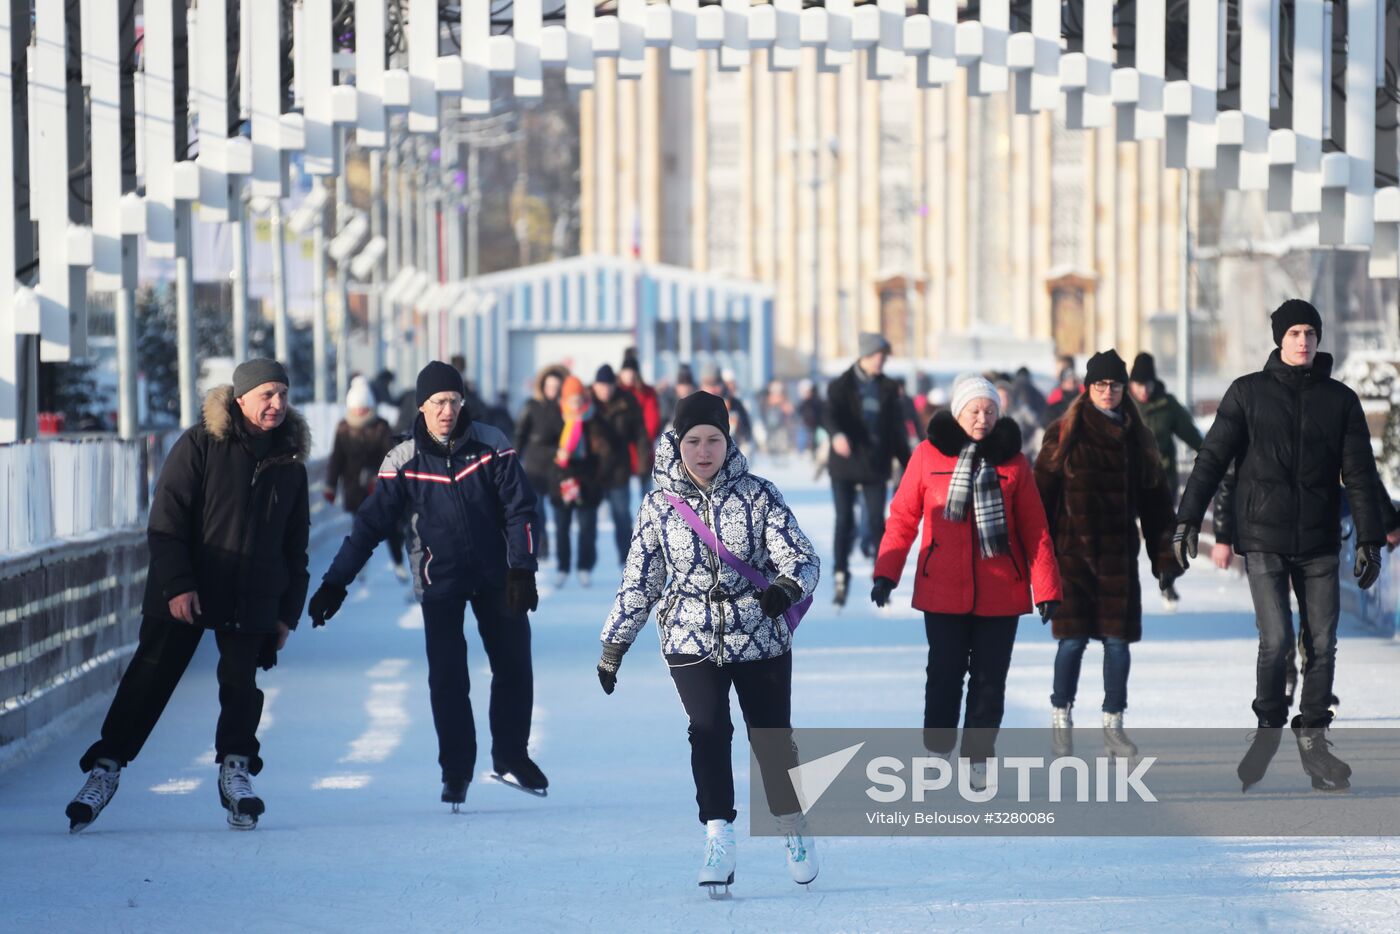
[604,485,633,563]
[1051,637,1131,713]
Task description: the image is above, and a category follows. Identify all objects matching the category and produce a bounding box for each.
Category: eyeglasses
[1090,380,1125,392]
[424,397,464,412]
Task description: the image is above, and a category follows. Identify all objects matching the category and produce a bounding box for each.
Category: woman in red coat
[872,376,1062,778]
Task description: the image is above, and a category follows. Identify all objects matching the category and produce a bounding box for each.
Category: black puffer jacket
[1178,351,1384,555]
[822,364,912,483]
[514,366,568,482]
[142,386,311,632]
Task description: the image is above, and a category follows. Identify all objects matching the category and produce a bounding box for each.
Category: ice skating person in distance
[1175,300,1385,791]
[1034,351,1178,764]
[872,375,1061,788]
[66,359,310,833]
[822,332,914,608]
[308,361,547,807]
[326,377,408,582]
[597,391,822,894]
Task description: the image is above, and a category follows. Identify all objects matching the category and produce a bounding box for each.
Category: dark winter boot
[1237,725,1283,792]
[1291,715,1352,792]
[441,777,469,812]
[833,571,850,608]
[492,756,549,797]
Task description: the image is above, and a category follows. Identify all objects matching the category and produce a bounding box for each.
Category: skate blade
[1310,776,1351,793]
[488,772,548,797]
[66,804,95,834]
[68,821,92,834]
[700,875,734,899]
[226,812,258,831]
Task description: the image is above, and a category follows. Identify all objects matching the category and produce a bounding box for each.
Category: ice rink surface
[4,458,1400,932]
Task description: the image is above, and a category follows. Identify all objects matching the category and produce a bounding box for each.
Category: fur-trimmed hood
[203,385,311,461]
[926,410,1023,465]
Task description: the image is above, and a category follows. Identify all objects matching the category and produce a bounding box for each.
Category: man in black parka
[823,332,912,606]
[66,359,310,832]
[1174,300,1383,791]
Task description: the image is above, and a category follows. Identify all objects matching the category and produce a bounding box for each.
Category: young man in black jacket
[66,359,310,832]
[308,361,546,807]
[1174,300,1384,791]
[823,332,913,606]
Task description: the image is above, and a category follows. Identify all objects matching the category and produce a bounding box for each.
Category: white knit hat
[949,375,1000,420]
[345,380,373,411]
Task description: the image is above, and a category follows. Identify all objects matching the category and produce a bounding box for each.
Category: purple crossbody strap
[663,493,771,592]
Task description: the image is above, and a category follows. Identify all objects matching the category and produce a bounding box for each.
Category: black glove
[759,579,799,619]
[597,642,629,695]
[1036,600,1060,624]
[1158,567,1181,592]
[1355,543,1382,590]
[308,583,347,628]
[257,633,279,671]
[505,569,539,614]
[870,577,896,608]
[1172,522,1199,571]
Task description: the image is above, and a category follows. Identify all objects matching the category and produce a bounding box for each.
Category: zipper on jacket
[696,485,726,667]
[920,537,940,576]
[1292,374,1304,555]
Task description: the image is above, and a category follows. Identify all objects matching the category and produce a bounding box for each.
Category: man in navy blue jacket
[308,361,546,806]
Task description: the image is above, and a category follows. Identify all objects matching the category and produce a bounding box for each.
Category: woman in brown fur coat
[1034,350,1178,759]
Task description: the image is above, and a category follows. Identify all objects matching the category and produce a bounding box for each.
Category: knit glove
[870,577,896,608]
[759,577,801,619]
[505,569,539,614]
[597,642,629,695]
[308,582,347,628]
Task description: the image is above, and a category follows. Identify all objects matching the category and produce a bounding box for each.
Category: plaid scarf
[943,442,1009,559]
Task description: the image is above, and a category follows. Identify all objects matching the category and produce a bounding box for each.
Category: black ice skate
[833,571,850,608]
[490,757,549,797]
[66,758,121,833]
[1291,716,1351,792]
[1237,726,1283,792]
[218,755,265,830]
[441,777,469,813]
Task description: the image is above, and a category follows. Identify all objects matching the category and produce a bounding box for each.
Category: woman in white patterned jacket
[597,390,821,897]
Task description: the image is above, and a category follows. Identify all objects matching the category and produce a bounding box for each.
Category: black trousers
[80,616,265,773]
[420,586,534,782]
[922,613,1019,762]
[553,501,598,574]
[667,652,800,824]
[1244,552,1340,728]
[831,479,888,574]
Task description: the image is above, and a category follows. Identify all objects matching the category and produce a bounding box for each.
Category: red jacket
[622,381,661,474]
[875,413,1061,617]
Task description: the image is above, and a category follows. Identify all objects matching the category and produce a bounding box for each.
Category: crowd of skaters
[59,298,1400,899]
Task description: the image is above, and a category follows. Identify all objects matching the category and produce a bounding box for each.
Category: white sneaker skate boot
[66,758,121,833]
[776,812,819,886]
[550,570,568,589]
[698,818,736,898]
[393,563,410,584]
[218,755,265,830]
[577,570,592,588]
[1103,712,1138,764]
[1051,705,1074,757]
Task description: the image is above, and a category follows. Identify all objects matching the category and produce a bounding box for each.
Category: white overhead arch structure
[2,1,1398,442]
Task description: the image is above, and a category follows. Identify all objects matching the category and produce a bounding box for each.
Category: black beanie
[1271,299,1323,346]
[1084,349,1129,386]
[672,390,730,440]
[595,364,617,385]
[232,358,290,398]
[416,361,465,406]
[1129,352,1157,384]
